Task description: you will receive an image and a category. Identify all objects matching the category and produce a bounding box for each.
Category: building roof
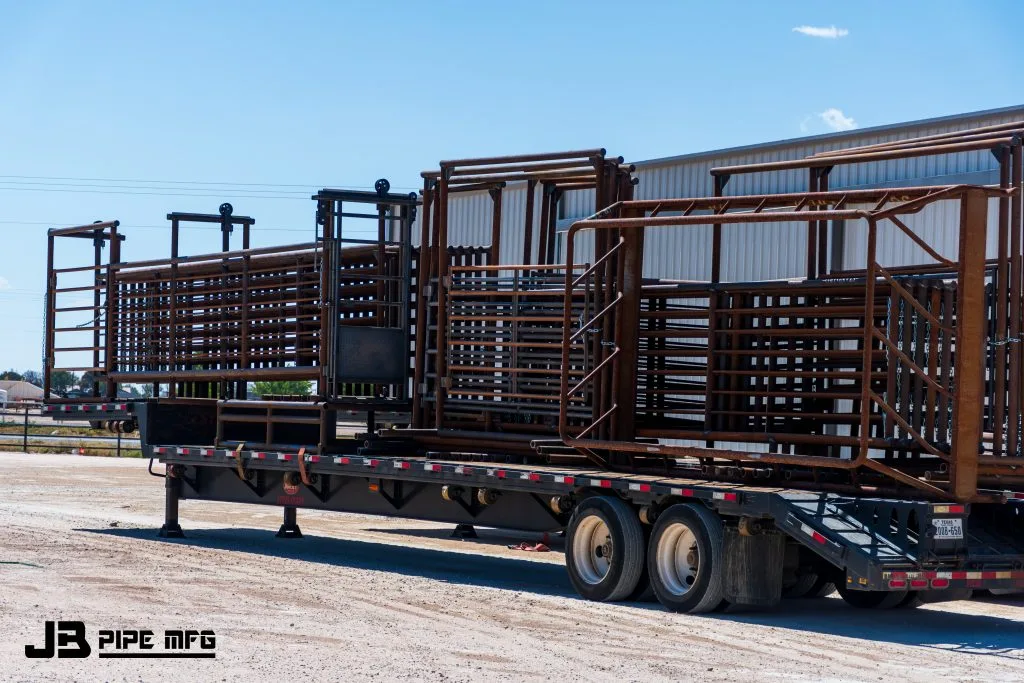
[634,104,1024,169]
[0,380,45,401]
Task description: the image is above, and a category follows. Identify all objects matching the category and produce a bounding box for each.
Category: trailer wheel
[896,592,922,609]
[836,582,907,609]
[647,503,725,613]
[565,496,644,602]
[783,571,836,599]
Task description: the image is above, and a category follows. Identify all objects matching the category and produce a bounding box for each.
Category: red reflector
[681,489,694,497]
[599,480,612,488]
[396,462,410,469]
[639,483,651,493]
[930,578,950,589]
[946,505,965,514]
[528,473,541,482]
[340,457,351,465]
[496,470,506,479]
[309,455,320,463]
[563,476,575,485]
[888,579,907,589]
[723,492,738,502]
[811,531,827,545]
[910,579,928,589]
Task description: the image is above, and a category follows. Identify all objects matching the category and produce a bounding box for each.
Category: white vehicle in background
[0,389,8,422]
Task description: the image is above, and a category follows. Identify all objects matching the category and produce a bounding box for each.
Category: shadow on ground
[81,526,1024,657]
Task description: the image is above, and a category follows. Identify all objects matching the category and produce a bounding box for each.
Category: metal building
[432,104,1024,280]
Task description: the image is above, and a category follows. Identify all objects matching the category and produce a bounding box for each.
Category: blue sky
[0,1,1021,372]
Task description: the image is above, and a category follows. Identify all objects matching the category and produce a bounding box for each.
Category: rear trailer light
[930,578,950,589]
[909,579,929,589]
[888,579,907,589]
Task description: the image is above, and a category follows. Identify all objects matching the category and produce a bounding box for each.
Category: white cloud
[792,25,849,39]
[0,276,10,290]
[819,108,857,131]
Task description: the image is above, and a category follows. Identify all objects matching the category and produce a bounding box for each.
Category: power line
[0,173,420,191]
[0,185,309,200]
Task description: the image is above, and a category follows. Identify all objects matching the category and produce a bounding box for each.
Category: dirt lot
[0,452,1021,682]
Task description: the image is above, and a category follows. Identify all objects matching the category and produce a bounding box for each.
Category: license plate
[933,518,964,540]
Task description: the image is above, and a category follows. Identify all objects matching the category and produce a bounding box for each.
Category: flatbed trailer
[40,140,1024,613]
[141,419,1024,612]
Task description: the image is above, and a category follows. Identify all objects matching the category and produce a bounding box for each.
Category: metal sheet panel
[437,108,1022,283]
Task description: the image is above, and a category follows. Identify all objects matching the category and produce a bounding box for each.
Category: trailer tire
[647,503,725,614]
[809,576,837,598]
[836,582,907,609]
[565,496,644,602]
[784,571,836,599]
[896,592,923,609]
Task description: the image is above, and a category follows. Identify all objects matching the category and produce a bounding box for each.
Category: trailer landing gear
[452,523,477,539]
[158,470,185,539]
[276,506,303,539]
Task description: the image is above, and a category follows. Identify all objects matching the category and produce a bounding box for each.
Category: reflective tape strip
[394,461,410,470]
[200,449,214,457]
[424,463,441,472]
[252,452,267,460]
[363,458,378,467]
[554,475,575,485]
[591,479,612,488]
[307,455,320,463]
[799,523,827,545]
[455,465,473,475]
[670,487,694,497]
[278,453,292,461]
[487,469,507,479]
[712,491,738,502]
[628,483,651,493]
[176,447,188,455]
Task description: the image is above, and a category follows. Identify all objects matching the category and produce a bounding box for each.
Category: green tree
[50,371,79,396]
[22,370,43,387]
[252,380,312,398]
[0,369,23,381]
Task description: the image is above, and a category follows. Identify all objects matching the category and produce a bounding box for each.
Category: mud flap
[723,527,785,606]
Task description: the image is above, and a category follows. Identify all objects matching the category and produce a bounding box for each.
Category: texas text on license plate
[933,518,964,540]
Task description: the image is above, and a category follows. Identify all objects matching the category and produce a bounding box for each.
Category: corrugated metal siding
[431,108,1022,281]
[413,183,545,265]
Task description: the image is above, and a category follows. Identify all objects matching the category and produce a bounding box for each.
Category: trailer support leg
[452,523,477,539]
[276,506,303,539]
[158,471,185,539]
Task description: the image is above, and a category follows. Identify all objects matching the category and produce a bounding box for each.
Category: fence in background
[0,403,140,457]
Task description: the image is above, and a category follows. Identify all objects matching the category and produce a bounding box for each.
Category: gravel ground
[0,451,1022,682]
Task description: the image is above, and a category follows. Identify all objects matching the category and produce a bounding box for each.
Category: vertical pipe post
[434,167,451,428]
[488,186,502,264]
[104,224,120,400]
[412,181,433,428]
[711,175,726,283]
[537,183,551,266]
[950,189,989,500]
[522,179,537,265]
[994,150,1010,456]
[1009,143,1023,456]
[859,218,878,462]
[44,234,56,398]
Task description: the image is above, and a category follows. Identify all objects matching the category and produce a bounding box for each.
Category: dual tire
[566,497,725,613]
